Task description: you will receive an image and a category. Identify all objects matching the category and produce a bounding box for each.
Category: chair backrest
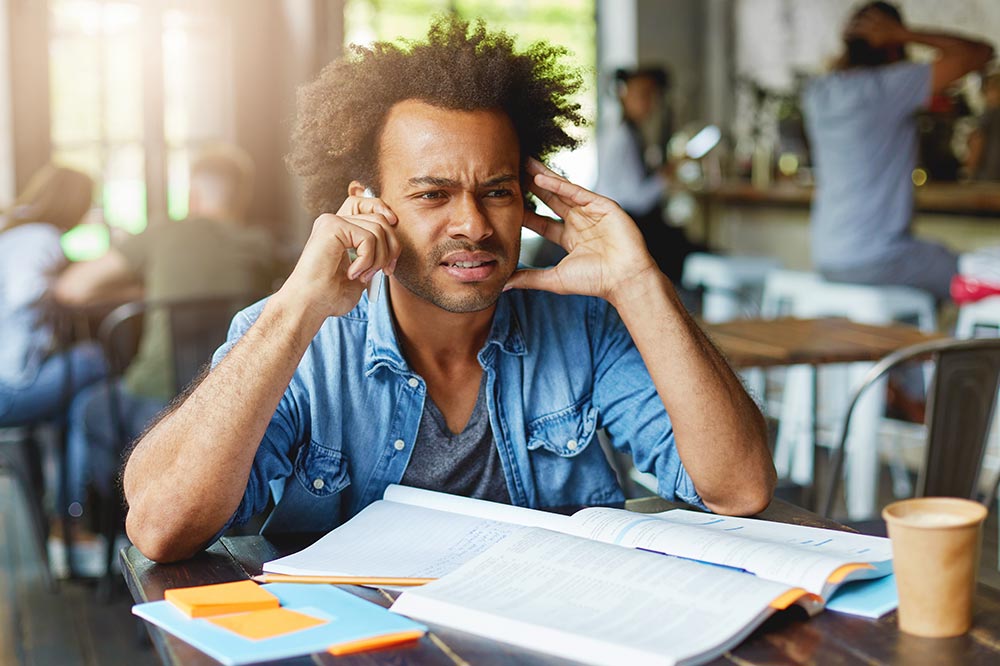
[98,293,260,395]
[821,337,1000,518]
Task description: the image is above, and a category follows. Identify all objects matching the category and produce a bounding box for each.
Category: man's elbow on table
[125,504,215,563]
[702,461,777,517]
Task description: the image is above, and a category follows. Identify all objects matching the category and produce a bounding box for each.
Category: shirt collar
[364,284,527,377]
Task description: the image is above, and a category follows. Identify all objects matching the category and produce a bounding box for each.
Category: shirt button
[312,478,325,490]
[566,439,578,451]
[407,377,419,388]
[394,439,405,451]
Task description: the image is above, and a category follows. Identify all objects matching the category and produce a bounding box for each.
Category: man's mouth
[439,252,500,281]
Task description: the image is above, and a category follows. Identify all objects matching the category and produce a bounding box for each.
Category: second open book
[264,485,894,666]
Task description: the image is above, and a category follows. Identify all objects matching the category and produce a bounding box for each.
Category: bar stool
[681,253,781,322]
[770,278,937,519]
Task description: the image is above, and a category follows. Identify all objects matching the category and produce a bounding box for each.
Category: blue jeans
[65,380,167,512]
[0,342,107,427]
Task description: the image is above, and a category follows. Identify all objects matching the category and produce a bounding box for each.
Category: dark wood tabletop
[122,497,1000,665]
[703,317,947,369]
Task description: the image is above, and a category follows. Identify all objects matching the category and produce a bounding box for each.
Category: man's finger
[523,210,565,247]
[339,196,398,224]
[504,267,568,295]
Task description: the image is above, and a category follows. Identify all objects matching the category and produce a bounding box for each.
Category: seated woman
[0,165,107,428]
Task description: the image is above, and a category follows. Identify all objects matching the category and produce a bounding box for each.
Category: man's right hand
[274,188,400,322]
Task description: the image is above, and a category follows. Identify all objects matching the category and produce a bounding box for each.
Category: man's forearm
[123,296,326,561]
[609,270,775,515]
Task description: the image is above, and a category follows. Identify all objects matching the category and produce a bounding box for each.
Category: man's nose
[447,193,493,242]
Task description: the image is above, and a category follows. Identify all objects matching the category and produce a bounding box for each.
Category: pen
[251,574,436,586]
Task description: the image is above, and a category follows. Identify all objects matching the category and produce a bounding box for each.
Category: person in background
[0,165,107,428]
[966,71,1000,181]
[802,1,993,301]
[54,143,277,520]
[595,66,704,285]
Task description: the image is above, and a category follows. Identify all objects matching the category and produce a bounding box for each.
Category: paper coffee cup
[882,497,987,638]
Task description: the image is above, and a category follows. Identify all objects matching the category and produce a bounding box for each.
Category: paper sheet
[207,607,327,640]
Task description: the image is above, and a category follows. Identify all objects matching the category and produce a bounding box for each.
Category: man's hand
[845,8,907,48]
[274,191,400,322]
[505,158,659,306]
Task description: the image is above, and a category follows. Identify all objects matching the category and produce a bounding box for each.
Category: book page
[567,508,892,596]
[264,500,526,577]
[392,528,816,666]
[382,484,574,532]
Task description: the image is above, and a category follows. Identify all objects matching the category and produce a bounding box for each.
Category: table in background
[702,317,945,370]
[703,317,947,512]
[122,497,1000,666]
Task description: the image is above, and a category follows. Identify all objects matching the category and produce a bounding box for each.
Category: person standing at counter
[595,66,703,284]
[803,2,993,300]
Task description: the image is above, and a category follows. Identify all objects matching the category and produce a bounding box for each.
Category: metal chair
[820,337,1000,520]
[92,293,260,596]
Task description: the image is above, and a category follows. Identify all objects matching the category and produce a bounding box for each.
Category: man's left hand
[505,158,659,305]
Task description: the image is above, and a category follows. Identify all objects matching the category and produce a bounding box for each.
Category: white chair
[682,253,781,323]
[769,277,937,519]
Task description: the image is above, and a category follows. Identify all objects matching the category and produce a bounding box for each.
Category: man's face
[375,100,524,314]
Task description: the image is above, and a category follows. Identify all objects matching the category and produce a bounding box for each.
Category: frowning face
[374,100,524,313]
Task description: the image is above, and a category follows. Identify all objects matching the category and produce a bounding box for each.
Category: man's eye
[485,189,513,198]
[419,191,445,200]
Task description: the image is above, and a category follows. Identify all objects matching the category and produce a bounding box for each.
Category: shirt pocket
[526,399,600,457]
[293,441,352,498]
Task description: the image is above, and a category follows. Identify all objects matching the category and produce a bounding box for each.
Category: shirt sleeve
[587,297,705,508]
[595,122,666,215]
[879,61,932,117]
[207,300,306,538]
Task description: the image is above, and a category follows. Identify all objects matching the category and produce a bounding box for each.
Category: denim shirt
[213,287,703,537]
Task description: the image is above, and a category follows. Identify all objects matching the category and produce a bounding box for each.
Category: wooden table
[703,317,947,515]
[702,317,946,370]
[122,497,1000,665]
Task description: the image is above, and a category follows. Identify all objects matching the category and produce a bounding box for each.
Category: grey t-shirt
[400,378,511,503]
[803,61,931,270]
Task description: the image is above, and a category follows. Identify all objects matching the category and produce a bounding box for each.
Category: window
[49,0,233,259]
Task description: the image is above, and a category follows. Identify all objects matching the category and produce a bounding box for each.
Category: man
[803,2,993,300]
[596,66,704,285]
[55,143,275,519]
[123,17,774,563]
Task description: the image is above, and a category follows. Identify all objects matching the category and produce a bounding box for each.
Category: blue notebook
[826,573,898,619]
[133,583,426,665]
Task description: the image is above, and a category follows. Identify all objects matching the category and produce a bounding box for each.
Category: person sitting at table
[0,165,107,428]
[53,143,277,521]
[122,16,775,563]
[802,2,993,301]
[595,66,705,285]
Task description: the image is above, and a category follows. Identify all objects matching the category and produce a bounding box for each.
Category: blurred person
[966,71,1000,181]
[0,165,107,428]
[54,143,277,520]
[595,66,705,284]
[803,2,993,301]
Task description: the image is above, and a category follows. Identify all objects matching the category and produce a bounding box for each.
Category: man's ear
[348,181,368,198]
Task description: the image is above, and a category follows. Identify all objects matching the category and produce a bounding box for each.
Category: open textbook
[264,485,894,666]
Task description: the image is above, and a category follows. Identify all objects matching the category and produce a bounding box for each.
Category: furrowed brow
[407,176,461,188]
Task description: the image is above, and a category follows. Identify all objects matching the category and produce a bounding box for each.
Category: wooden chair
[93,293,260,597]
[820,337,1000,522]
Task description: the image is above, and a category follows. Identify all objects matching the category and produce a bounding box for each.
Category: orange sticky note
[327,629,426,656]
[826,562,875,584]
[207,607,328,640]
[165,580,280,618]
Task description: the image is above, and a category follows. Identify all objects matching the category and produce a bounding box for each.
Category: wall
[734,0,1000,93]
[0,0,13,202]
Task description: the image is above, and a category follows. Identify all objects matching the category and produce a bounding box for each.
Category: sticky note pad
[165,580,280,618]
[208,607,328,640]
